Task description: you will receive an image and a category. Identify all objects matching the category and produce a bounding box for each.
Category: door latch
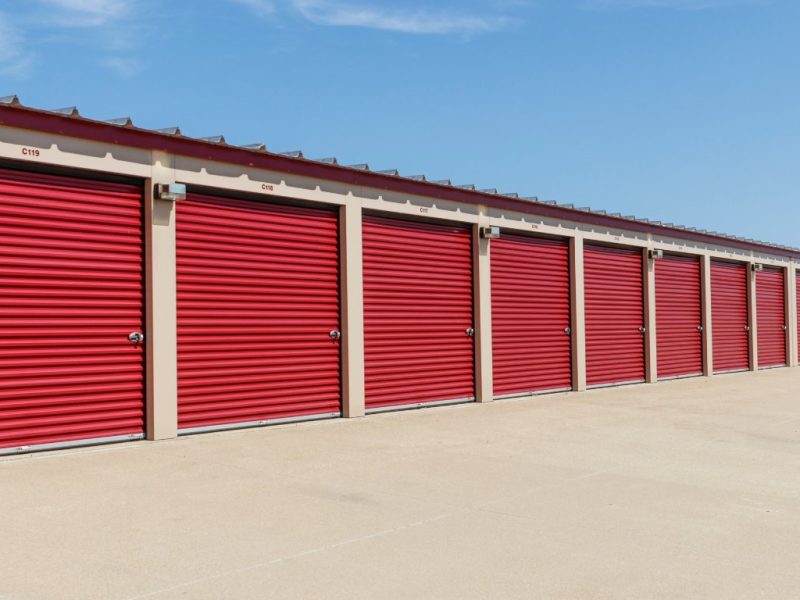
[128,331,144,344]
[329,330,341,340]
[465,328,475,337]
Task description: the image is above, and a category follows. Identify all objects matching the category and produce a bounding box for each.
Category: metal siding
[655,254,703,378]
[756,267,787,368]
[584,244,645,387]
[490,234,571,396]
[362,215,474,410]
[0,168,144,450]
[711,260,749,372]
[176,194,341,429]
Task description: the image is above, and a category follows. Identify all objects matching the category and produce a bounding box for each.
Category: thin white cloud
[230,0,276,17]
[291,0,512,34]
[584,0,768,9]
[101,55,141,76]
[29,0,141,75]
[39,0,130,26]
[0,13,35,77]
[227,0,518,35]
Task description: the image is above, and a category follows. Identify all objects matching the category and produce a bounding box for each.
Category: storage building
[0,95,798,455]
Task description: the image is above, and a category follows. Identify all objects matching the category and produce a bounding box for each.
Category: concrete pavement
[1,368,799,599]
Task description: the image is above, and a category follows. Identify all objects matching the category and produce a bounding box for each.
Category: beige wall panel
[146,159,178,440]
[0,125,153,177]
[340,199,365,418]
[700,255,714,376]
[473,223,493,402]
[644,248,658,383]
[786,267,798,368]
[748,263,759,371]
[570,236,587,391]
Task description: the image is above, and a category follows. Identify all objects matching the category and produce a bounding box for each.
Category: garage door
[711,260,749,373]
[756,267,786,368]
[176,194,341,431]
[655,254,703,379]
[584,244,645,387]
[0,168,144,453]
[363,215,474,411]
[491,234,571,397]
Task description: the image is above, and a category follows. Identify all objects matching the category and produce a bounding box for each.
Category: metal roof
[0,94,797,257]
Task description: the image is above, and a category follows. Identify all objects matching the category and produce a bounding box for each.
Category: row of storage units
[0,167,797,453]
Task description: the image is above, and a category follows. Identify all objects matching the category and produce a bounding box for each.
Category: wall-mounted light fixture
[648,249,664,260]
[480,226,500,239]
[156,182,186,201]
[752,263,764,272]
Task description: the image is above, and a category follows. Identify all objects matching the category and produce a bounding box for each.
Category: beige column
[473,223,493,402]
[700,255,714,376]
[145,166,178,440]
[570,236,587,391]
[748,263,758,371]
[643,249,658,383]
[340,198,365,417]
[786,266,798,368]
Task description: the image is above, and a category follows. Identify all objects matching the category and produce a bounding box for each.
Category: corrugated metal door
[0,168,144,452]
[756,267,786,368]
[584,244,645,387]
[176,193,341,431]
[363,215,474,411]
[655,254,703,379]
[490,234,571,397]
[711,260,749,373]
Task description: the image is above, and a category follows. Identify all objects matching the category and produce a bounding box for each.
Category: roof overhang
[1,101,797,259]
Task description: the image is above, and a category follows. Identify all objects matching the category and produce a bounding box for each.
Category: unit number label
[260,183,274,192]
[21,147,41,158]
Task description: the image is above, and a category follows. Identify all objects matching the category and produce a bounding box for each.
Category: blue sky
[1,0,798,247]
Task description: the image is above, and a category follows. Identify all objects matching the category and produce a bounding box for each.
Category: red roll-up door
[363,215,474,411]
[176,194,341,431]
[655,254,703,379]
[0,168,144,452]
[490,234,571,396]
[711,260,749,373]
[756,267,786,368]
[584,244,645,387]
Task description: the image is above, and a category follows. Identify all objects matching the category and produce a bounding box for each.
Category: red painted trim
[2,104,797,259]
